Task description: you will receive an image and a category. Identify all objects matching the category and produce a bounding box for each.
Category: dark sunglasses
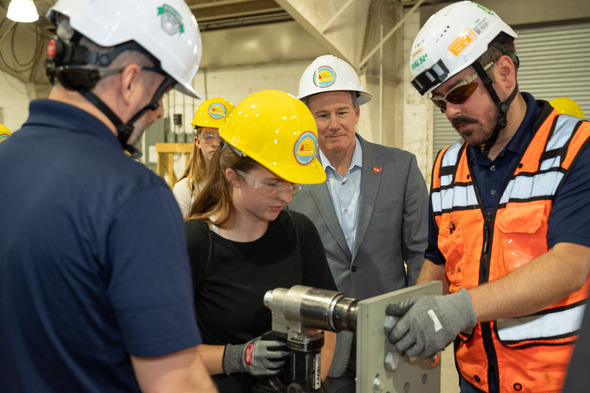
[430,62,494,111]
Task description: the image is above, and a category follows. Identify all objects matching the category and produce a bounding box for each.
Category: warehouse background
[1,1,589,391]
[1,0,589,183]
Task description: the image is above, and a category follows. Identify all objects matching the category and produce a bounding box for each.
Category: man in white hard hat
[289,54,429,393]
[385,2,590,393]
[0,1,216,392]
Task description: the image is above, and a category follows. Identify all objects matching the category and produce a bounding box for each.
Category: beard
[451,105,499,148]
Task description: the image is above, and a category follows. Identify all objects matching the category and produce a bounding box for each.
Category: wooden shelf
[155,143,194,188]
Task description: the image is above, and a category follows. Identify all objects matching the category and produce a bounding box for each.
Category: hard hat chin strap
[471,60,518,156]
[80,76,175,159]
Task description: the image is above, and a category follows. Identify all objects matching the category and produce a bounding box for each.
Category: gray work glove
[223,336,289,377]
[385,288,477,359]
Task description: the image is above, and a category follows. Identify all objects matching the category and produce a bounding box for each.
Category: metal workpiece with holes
[263,282,442,393]
[356,281,442,393]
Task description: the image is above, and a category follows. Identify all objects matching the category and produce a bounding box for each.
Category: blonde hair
[186,144,258,227]
[178,127,208,198]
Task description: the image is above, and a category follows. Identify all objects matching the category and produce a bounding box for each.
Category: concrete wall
[0,71,33,133]
[401,10,433,184]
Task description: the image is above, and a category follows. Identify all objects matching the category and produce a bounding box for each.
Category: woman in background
[173,97,234,218]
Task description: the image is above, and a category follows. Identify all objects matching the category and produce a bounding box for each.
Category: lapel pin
[372,166,382,173]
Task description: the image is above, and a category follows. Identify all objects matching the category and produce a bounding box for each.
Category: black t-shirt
[186,210,337,392]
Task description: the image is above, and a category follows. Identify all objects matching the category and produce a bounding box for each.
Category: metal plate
[356,281,442,393]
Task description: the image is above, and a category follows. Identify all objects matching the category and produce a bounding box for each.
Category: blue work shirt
[426,92,590,264]
[0,99,201,392]
[320,135,363,255]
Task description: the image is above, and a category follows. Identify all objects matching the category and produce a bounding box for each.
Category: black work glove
[223,336,289,377]
[385,288,477,358]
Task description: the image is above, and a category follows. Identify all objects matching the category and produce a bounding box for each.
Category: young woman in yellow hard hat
[173,97,235,218]
[185,90,337,392]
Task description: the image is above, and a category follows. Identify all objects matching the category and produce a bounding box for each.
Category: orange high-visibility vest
[431,106,590,393]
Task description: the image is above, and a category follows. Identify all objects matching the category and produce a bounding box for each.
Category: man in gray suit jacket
[288,55,429,393]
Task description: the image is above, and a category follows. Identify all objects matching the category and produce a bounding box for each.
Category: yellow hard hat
[0,124,11,143]
[549,97,585,118]
[220,90,326,185]
[191,97,235,128]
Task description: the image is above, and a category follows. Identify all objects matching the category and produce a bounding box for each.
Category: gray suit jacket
[288,134,429,377]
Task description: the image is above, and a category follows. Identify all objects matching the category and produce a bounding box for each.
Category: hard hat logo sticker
[313,66,336,88]
[448,28,476,57]
[208,103,226,119]
[158,4,185,35]
[294,132,317,166]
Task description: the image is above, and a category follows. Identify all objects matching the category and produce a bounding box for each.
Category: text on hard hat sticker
[411,53,428,72]
[293,132,317,166]
[448,28,476,57]
[208,103,226,119]
[313,66,336,88]
[473,17,491,35]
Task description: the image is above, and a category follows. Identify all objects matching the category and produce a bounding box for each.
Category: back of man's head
[46,0,202,98]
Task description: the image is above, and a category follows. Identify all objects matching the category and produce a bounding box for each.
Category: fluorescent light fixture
[7,0,39,23]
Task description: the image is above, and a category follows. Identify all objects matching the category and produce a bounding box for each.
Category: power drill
[253,285,357,393]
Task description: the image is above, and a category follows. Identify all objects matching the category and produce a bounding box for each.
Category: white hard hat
[298,55,372,105]
[48,0,202,98]
[410,1,516,95]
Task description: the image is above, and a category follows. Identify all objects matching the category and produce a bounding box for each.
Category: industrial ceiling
[0,0,451,93]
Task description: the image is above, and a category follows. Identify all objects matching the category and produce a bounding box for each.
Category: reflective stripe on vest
[497,302,586,343]
[432,107,590,393]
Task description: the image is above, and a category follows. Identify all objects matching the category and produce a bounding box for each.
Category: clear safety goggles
[198,132,222,143]
[235,169,301,198]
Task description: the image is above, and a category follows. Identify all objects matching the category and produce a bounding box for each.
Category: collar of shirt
[467,92,543,212]
[319,134,363,177]
[468,92,542,165]
[25,99,122,149]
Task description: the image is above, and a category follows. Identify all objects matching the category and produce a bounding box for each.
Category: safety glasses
[198,132,222,143]
[430,62,494,111]
[235,169,302,198]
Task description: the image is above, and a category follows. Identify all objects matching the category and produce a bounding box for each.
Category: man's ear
[494,55,517,91]
[119,64,142,105]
